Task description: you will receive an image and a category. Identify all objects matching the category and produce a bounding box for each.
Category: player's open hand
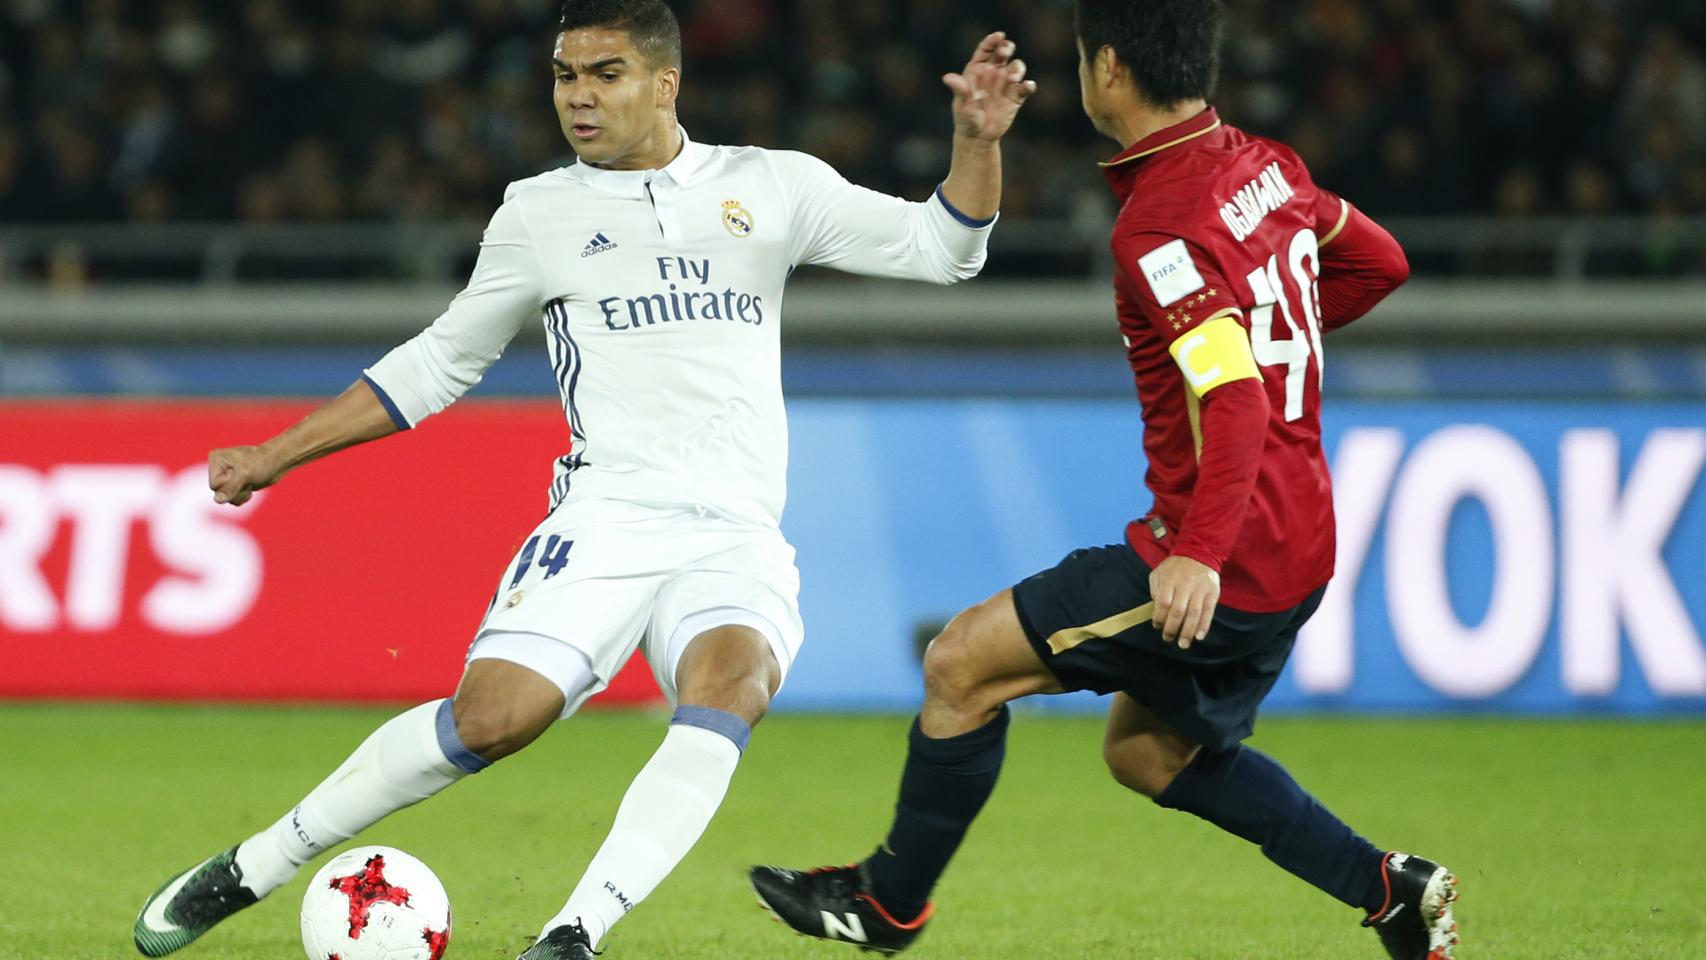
[208,444,283,506]
[1149,555,1221,649]
[945,31,1037,142]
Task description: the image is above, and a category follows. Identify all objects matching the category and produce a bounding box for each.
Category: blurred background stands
[0,0,1705,285]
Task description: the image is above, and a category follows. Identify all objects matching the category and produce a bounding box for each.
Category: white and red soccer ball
[301,846,451,960]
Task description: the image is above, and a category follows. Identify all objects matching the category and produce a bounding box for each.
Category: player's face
[552,28,680,169]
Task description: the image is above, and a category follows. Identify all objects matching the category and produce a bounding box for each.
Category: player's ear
[1096,45,1122,91]
[655,64,681,108]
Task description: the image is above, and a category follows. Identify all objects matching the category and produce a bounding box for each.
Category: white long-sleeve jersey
[364,130,993,528]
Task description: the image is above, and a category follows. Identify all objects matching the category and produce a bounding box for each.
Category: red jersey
[1103,108,1409,612]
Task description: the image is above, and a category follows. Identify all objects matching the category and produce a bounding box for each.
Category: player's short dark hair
[1074,0,1225,106]
[559,0,682,69]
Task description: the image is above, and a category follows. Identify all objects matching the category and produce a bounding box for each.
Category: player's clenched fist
[945,31,1037,142]
[1149,555,1221,649]
[207,444,283,506]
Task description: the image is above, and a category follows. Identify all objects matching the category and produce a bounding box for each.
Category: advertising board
[4,400,1703,714]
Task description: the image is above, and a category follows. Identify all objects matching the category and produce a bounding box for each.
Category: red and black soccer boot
[749,863,931,955]
[1363,852,1460,960]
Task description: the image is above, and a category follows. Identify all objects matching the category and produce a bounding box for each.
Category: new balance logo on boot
[749,863,931,955]
[821,911,868,943]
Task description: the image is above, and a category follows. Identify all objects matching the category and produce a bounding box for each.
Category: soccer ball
[300,846,452,960]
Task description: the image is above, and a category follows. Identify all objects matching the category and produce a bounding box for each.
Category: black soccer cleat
[133,847,260,957]
[1362,851,1460,960]
[517,921,598,959]
[749,863,932,955]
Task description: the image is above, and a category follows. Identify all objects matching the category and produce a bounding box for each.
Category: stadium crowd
[1,0,1704,228]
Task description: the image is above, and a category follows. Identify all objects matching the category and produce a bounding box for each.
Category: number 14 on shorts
[508,534,575,589]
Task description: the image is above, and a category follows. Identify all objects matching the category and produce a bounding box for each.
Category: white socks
[226,693,751,955]
[540,709,748,947]
[233,699,482,897]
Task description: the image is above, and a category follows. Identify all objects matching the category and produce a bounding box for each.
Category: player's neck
[587,120,684,172]
[1111,99,1209,151]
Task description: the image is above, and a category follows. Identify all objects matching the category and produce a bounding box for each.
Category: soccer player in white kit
[131,3,1035,959]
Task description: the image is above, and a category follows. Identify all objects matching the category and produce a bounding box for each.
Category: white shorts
[465,497,804,717]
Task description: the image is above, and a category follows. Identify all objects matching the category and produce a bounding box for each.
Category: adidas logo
[580,232,618,258]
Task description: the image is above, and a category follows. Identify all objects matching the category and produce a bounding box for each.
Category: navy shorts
[1012,543,1325,750]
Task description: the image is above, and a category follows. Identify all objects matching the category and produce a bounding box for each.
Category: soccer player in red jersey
[751,3,1458,959]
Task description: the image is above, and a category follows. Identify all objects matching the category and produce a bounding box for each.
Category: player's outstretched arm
[777,32,1034,284]
[939,31,1038,223]
[208,379,399,506]
[210,190,547,507]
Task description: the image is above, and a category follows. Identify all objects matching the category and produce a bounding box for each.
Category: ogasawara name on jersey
[1218,161,1297,243]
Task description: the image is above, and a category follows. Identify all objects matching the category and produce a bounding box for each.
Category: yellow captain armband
[1168,312,1260,398]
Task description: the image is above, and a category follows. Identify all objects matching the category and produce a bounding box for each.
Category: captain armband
[1168,312,1260,398]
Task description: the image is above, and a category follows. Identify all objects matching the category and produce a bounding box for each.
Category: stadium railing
[2,217,1704,344]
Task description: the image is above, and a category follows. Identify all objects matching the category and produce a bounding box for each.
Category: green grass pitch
[2,704,1702,959]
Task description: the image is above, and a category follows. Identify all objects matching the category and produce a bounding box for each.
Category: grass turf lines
[2,705,1702,959]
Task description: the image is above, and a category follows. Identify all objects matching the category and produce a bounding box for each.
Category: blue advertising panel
[778,400,1706,715]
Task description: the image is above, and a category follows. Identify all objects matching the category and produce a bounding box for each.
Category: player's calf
[1102,693,1201,798]
[527,626,768,954]
[750,594,1052,953]
[1103,740,1198,797]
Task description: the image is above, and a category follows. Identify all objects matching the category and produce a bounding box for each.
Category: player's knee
[678,669,772,727]
[922,619,994,711]
[676,629,779,727]
[451,698,547,763]
[1103,738,1198,799]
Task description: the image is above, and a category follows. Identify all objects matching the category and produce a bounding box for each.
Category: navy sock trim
[672,705,752,754]
[434,699,491,774]
[907,706,1010,770]
[1153,744,1214,809]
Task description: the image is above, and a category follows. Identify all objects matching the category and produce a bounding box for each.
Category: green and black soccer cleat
[517,921,598,959]
[749,863,932,955]
[1363,851,1460,960]
[133,847,260,957]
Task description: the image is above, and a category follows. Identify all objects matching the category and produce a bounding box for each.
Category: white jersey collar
[562,125,704,195]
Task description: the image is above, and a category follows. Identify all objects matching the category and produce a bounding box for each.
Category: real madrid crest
[722,199,755,238]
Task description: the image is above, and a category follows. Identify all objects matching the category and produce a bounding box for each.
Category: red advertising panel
[0,401,663,705]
